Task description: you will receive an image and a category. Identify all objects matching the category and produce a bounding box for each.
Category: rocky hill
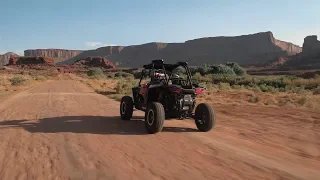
[0,52,19,66]
[24,49,83,63]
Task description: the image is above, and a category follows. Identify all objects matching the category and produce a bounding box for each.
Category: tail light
[169,87,182,93]
[195,88,204,94]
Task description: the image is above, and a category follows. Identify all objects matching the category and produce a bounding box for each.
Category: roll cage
[139,59,194,87]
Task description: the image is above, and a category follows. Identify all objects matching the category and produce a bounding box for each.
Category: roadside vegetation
[0,68,59,98]
[2,65,319,109]
[74,63,320,110]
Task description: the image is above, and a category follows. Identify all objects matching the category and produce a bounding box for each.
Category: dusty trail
[0,80,319,180]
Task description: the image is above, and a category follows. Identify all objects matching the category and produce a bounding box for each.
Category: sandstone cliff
[9,57,55,66]
[24,49,84,63]
[73,57,115,69]
[0,52,19,66]
[24,32,302,68]
[302,35,320,53]
[61,32,301,68]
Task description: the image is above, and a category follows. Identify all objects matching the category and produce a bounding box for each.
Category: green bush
[226,62,247,76]
[211,64,236,75]
[114,71,134,78]
[192,72,203,82]
[87,68,106,79]
[115,78,138,95]
[9,76,27,86]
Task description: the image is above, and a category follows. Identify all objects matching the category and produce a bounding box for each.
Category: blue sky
[0,0,319,55]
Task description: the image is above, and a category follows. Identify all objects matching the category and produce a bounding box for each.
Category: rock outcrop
[302,35,320,53]
[8,57,55,66]
[73,57,115,69]
[0,52,19,66]
[24,49,83,63]
[61,31,302,68]
[272,35,320,70]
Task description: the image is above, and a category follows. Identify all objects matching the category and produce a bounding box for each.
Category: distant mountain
[0,52,19,66]
[25,31,302,68]
[24,49,84,63]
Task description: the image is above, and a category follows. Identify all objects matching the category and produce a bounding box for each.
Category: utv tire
[194,103,216,132]
[120,96,133,120]
[145,102,165,134]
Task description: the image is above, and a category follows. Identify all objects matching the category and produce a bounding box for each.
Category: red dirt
[0,79,319,180]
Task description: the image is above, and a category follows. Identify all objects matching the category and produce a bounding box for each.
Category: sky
[0,0,319,55]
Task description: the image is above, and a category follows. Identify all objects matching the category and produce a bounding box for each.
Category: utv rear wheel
[120,96,133,120]
[145,102,165,134]
[194,103,215,132]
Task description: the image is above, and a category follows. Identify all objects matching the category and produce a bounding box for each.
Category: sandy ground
[0,80,319,180]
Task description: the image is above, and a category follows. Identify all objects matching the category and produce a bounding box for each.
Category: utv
[120,59,216,134]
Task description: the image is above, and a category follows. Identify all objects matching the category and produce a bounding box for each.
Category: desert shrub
[115,78,138,95]
[313,86,320,95]
[189,67,197,75]
[298,97,307,106]
[232,85,243,89]
[212,74,238,85]
[87,68,106,79]
[250,85,261,92]
[248,96,259,103]
[9,76,27,86]
[192,72,203,82]
[259,84,276,92]
[284,85,307,94]
[114,71,134,78]
[0,92,8,97]
[226,62,246,76]
[34,75,47,81]
[195,64,211,75]
[211,64,235,75]
[218,82,231,90]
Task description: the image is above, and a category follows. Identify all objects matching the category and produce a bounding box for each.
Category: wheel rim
[121,102,127,115]
[201,112,206,124]
[198,112,206,125]
[147,109,155,126]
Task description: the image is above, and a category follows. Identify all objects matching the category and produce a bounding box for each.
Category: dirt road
[0,80,319,180]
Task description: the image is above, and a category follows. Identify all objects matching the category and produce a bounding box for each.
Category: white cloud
[85,42,117,47]
[85,42,103,47]
[103,44,117,47]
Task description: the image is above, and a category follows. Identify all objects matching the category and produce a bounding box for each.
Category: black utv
[120,59,216,134]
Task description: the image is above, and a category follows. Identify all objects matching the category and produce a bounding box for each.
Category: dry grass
[198,87,320,110]
[0,70,59,99]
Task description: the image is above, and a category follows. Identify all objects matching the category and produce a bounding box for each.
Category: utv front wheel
[194,103,216,132]
[120,96,133,120]
[145,102,165,134]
